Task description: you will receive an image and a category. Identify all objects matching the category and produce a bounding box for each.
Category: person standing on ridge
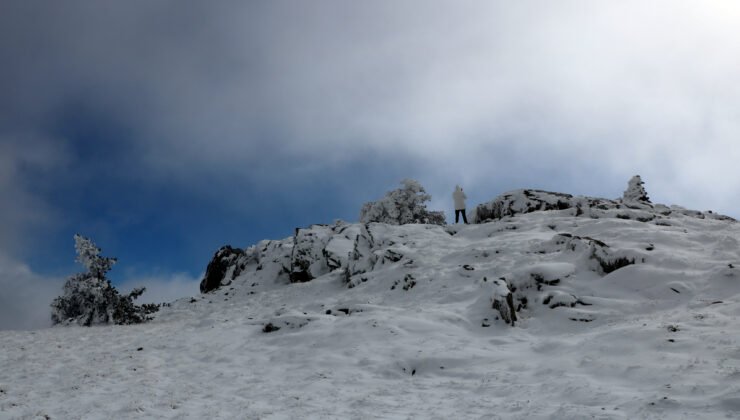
[453,185,468,224]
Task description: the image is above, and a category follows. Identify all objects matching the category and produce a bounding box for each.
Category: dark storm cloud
[0,132,68,254]
[3,1,740,203]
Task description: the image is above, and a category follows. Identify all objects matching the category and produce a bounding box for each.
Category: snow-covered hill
[3,190,740,419]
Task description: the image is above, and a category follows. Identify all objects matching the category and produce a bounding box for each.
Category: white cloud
[0,254,63,331]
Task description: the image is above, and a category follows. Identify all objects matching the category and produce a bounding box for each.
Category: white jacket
[453,186,467,210]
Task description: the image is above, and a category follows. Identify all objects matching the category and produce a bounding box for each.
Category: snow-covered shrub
[622,175,651,204]
[51,234,158,326]
[359,179,446,225]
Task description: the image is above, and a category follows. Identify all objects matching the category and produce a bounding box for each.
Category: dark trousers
[455,209,468,224]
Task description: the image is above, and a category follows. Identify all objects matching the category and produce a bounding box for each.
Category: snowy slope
[3,191,740,419]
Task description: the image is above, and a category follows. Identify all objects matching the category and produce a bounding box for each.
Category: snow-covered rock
[200,245,246,293]
[490,278,516,325]
[289,225,335,283]
[473,188,733,224]
[623,174,651,205]
[472,189,620,223]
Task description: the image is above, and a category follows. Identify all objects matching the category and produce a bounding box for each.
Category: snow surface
[3,201,740,419]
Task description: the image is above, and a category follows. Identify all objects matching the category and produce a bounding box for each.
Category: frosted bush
[73,234,117,278]
[360,179,446,225]
[51,234,158,326]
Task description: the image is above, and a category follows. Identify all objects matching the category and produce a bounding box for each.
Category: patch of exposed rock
[200,246,247,293]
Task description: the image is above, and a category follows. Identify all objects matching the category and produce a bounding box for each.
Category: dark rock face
[262,323,280,333]
[288,269,312,283]
[200,246,246,293]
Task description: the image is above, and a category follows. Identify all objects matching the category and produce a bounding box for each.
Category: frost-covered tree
[51,234,158,326]
[359,179,446,225]
[74,234,117,278]
[622,175,651,203]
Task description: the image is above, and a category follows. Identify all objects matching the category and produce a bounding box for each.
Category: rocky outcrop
[200,223,366,293]
[200,246,246,293]
[489,234,640,326]
[473,189,620,223]
[538,233,639,275]
[344,224,378,288]
[472,188,735,224]
[289,223,370,283]
[290,226,333,283]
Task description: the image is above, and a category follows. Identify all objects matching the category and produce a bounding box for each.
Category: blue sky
[3,1,740,330]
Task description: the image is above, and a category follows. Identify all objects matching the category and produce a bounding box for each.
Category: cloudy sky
[2,1,740,330]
